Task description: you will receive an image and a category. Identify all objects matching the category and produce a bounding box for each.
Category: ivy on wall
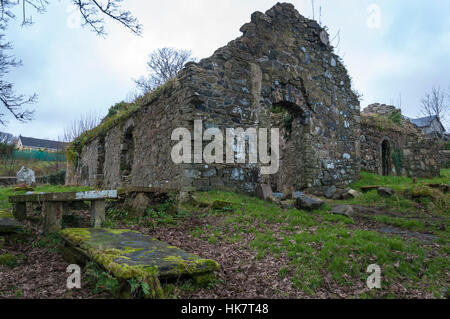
[391,148,404,175]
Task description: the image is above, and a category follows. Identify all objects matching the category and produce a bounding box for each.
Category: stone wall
[360,104,441,177]
[439,150,450,169]
[67,3,361,194]
[67,80,192,190]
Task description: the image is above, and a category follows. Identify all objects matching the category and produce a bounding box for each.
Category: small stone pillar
[12,203,27,221]
[90,200,105,228]
[44,201,63,233]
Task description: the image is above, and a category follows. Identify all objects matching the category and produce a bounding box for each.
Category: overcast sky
[2,0,450,139]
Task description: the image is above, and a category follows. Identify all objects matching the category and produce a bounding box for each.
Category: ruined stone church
[66,3,442,196]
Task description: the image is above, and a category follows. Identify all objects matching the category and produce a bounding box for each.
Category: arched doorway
[381,139,391,176]
[120,126,135,180]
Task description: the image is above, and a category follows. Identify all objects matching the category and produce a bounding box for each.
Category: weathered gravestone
[16,166,36,187]
[256,184,273,201]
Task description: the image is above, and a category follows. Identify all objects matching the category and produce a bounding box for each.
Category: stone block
[90,200,106,228]
[294,194,324,211]
[256,184,273,200]
[331,205,354,217]
[43,201,63,233]
[377,187,395,197]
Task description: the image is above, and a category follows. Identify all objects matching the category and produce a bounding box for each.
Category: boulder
[377,187,395,197]
[324,186,337,199]
[294,194,325,211]
[339,188,361,200]
[16,166,36,187]
[256,184,273,201]
[332,188,348,200]
[346,189,362,198]
[331,205,354,217]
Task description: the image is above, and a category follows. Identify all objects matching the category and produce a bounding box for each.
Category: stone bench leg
[12,202,27,221]
[43,201,63,233]
[90,200,105,228]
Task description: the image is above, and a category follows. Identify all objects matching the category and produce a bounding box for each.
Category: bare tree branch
[72,0,142,37]
[420,86,449,123]
[135,48,196,93]
[62,111,101,142]
[0,0,141,124]
[0,33,36,125]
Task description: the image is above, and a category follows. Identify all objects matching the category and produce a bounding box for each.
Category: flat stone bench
[9,190,119,233]
[60,228,220,298]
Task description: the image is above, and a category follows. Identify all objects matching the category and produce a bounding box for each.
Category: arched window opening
[381,139,391,176]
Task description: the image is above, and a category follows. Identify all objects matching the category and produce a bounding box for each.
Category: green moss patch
[59,228,220,298]
[0,253,17,268]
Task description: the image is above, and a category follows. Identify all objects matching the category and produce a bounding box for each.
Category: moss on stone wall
[391,148,404,175]
[361,114,404,132]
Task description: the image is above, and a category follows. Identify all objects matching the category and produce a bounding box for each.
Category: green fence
[13,150,66,162]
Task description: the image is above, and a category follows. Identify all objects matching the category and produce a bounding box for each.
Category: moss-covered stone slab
[59,228,220,282]
[0,210,22,233]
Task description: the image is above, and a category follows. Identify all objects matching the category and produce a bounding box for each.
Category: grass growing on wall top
[67,79,176,162]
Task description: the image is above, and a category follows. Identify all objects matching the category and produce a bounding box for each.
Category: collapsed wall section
[360,104,441,178]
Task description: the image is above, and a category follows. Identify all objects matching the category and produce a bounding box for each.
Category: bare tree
[0,31,36,125]
[135,48,195,93]
[0,0,141,35]
[0,0,141,125]
[420,87,449,125]
[61,111,101,142]
[0,130,13,144]
[0,130,15,173]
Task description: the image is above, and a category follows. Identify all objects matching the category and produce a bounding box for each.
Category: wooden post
[90,200,105,228]
[43,201,63,233]
[12,202,27,221]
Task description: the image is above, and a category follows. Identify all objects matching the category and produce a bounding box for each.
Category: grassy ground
[0,170,449,298]
[189,185,448,298]
[0,160,65,177]
[184,169,449,298]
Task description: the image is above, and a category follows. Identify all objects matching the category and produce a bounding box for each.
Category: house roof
[409,116,445,131]
[18,136,68,150]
